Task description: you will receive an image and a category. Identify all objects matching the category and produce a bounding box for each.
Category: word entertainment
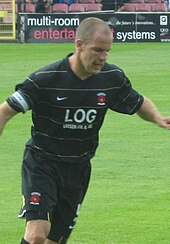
[33,28,76,40]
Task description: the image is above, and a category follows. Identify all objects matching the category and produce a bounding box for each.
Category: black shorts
[18,148,91,243]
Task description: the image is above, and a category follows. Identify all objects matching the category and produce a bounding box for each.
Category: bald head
[76,17,113,44]
[70,17,113,79]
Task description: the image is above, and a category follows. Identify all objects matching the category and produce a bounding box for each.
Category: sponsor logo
[160,16,168,26]
[117,31,156,42]
[64,109,97,123]
[97,92,106,106]
[57,96,68,101]
[27,16,79,27]
[63,109,97,130]
[30,192,41,205]
[160,28,169,36]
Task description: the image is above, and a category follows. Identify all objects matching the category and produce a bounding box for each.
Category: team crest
[97,92,106,105]
[30,192,41,205]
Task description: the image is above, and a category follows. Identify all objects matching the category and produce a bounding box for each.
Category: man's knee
[24,219,51,244]
[25,230,48,243]
[29,231,47,243]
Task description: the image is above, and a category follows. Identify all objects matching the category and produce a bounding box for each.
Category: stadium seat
[135,3,152,11]
[151,3,167,11]
[85,3,102,11]
[78,0,96,3]
[61,0,79,2]
[52,3,68,13]
[45,4,52,13]
[117,3,136,11]
[145,0,161,2]
[0,4,13,11]
[68,3,86,12]
[21,3,35,12]
[27,3,36,12]
[128,0,144,3]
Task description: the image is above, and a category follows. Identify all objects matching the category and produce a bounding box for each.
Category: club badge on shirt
[97,92,106,106]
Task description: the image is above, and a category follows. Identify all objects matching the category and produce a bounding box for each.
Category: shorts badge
[30,192,41,205]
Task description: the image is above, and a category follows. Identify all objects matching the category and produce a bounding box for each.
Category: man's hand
[137,96,170,130]
[156,116,170,129]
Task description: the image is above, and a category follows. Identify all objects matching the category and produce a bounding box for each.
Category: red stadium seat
[78,0,95,3]
[135,3,152,11]
[145,0,161,2]
[85,3,102,11]
[1,4,13,11]
[21,3,35,12]
[52,4,68,13]
[27,3,36,12]
[68,3,86,12]
[151,3,167,11]
[128,0,144,3]
[117,3,136,11]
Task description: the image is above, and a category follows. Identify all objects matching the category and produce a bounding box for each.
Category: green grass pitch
[0,43,170,243]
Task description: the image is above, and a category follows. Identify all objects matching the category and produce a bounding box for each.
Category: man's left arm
[137,96,170,129]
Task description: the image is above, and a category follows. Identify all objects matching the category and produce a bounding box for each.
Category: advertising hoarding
[19,12,170,43]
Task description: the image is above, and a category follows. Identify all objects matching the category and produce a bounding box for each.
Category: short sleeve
[15,75,41,111]
[109,76,144,115]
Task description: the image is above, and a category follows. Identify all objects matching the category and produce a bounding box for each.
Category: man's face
[78,31,113,76]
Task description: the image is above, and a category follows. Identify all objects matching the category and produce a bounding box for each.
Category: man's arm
[137,96,170,129]
[0,101,18,135]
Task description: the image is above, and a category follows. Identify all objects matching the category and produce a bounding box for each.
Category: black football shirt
[7,54,144,163]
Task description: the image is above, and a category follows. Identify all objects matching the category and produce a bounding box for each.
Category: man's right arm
[0,101,18,136]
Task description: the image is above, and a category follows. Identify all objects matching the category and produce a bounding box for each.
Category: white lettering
[64,109,97,123]
[86,109,97,123]
[27,16,79,27]
[65,109,73,122]
[74,109,85,123]
[117,30,156,42]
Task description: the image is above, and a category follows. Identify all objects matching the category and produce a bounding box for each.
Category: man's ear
[76,39,84,51]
